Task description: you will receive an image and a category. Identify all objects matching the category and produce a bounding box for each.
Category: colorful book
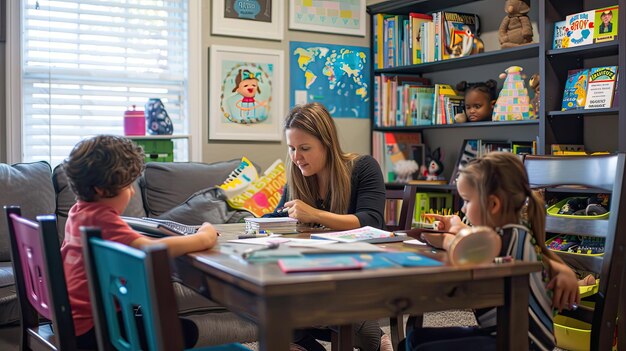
[441,11,480,60]
[594,6,618,43]
[552,20,569,49]
[584,66,618,109]
[310,226,404,244]
[565,10,595,47]
[561,69,589,111]
[409,13,433,64]
[278,256,364,273]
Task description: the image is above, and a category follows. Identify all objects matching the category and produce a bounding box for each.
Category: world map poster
[289,41,370,118]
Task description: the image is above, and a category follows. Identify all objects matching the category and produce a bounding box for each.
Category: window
[17,0,195,166]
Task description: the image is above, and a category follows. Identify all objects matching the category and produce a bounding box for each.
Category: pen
[278,207,289,213]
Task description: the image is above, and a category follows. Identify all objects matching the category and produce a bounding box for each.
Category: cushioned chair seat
[0,261,18,325]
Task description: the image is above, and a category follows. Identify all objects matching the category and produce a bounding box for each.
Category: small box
[134,139,173,163]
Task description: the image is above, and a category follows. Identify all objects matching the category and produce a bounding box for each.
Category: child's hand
[423,214,467,234]
[547,260,580,312]
[195,222,218,249]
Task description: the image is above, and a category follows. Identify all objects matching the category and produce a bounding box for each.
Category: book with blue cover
[561,68,589,111]
[278,256,364,273]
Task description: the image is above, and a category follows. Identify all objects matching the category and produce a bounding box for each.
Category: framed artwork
[212,0,284,41]
[209,45,284,141]
[289,0,366,36]
[449,139,480,186]
[289,41,370,118]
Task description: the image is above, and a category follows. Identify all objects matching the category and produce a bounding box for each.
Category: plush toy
[529,73,540,114]
[498,0,534,48]
[492,66,534,120]
[423,148,445,181]
[393,160,420,183]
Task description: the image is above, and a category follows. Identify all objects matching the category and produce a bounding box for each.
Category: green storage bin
[134,139,174,163]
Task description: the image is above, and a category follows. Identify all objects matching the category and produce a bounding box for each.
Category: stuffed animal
[529,73,540,114]
[394,160,420,183]
[498,0,533,48]
[423,148,445,181]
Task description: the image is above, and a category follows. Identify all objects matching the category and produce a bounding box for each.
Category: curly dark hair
[64,135,145,202]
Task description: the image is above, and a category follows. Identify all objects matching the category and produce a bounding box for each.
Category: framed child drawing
[212,0,284,40]
[289,0,366,36]
[209,45,284,141]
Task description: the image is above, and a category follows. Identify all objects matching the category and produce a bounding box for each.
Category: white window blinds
[21,0,189,166]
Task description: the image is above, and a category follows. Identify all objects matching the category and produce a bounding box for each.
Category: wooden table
[172,224,540,351]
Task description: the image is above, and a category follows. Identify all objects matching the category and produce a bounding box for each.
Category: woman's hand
[422,214,468,234]
[284,200,322,224]
[546,260,580,312]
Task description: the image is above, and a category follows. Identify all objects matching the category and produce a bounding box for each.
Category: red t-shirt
[61,201,143,336]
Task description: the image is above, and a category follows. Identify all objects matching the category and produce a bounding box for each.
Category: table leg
[258,323,292,351]
[390,314,405,348]
[331,324,353,351]
[497,275,529,351]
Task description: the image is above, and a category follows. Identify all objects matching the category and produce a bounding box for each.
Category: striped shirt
[475,224,556,350]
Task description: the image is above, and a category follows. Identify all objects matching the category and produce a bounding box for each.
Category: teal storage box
[134,139,174,163]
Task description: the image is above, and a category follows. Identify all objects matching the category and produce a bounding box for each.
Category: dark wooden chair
[524,154,626,351]
[80,226,250,351]
[385,185,418,231]
[4,205,78,351]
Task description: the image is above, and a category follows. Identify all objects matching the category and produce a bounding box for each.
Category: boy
[61,135,218,348]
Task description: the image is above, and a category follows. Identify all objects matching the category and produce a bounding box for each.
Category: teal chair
[80,226,250,351]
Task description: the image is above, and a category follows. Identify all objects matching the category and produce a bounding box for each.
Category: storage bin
[124,105,145,136]
[133,139,174,163]
[547,197,610,220]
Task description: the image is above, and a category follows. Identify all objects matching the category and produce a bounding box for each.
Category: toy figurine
[529,73,540,114]
[423,148,445,181]
[498,0,534,48]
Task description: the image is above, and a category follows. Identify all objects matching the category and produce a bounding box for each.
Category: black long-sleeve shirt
[266,155,386,229]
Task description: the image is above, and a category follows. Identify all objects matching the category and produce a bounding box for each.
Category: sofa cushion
[157,187,253,225]
[52,164,146,237]
[0,161,56,261]
[142,159,253,217]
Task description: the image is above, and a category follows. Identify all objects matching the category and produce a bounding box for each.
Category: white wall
[202,2,372,170]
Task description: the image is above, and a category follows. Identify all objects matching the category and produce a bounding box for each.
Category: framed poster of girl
[209,45,284,141]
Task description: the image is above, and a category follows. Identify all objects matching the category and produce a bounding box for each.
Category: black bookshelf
[373,119,539,132]
[375,44,540,74]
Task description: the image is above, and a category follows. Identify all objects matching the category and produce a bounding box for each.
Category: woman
[273,102,386,230]
[270,103,390,351]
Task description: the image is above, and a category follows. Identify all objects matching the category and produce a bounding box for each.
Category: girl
[408,152,580,351]
[456,80,497,122]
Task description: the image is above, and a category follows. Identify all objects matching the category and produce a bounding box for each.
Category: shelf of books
[369,0,540,195]
[375,44,539,74]
[542,1,622,154]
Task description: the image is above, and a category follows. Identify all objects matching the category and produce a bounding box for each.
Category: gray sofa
[0,159,258,346]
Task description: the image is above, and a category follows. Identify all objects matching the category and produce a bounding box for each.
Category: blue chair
[80,226,250,351]
[4,205,79,351]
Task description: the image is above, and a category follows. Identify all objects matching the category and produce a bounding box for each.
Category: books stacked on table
[244,217,299,234]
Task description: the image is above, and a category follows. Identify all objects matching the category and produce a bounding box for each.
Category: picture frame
[212,0,284,41]
[209,45,284,141]
[289,0,366,37]
[449,139,480,186]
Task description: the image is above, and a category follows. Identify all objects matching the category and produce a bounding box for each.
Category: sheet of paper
[403,239,427,246]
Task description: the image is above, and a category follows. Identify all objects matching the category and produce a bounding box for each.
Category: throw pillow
[157,187,253,225]
[225,159,286,217]
[0,161,55,261]
[217,157,258,198]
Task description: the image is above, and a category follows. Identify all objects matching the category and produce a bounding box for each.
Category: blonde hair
[283,103,358,214]
[459,152,559,261]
